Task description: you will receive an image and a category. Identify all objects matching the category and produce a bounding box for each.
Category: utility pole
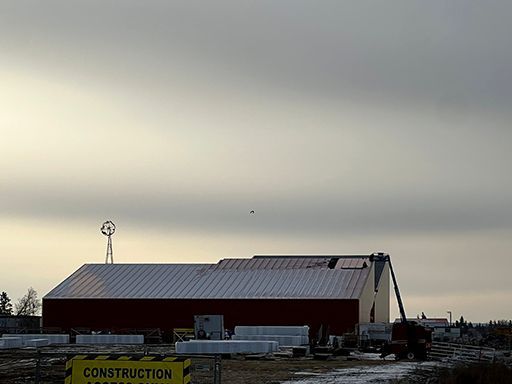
[447,311,452,326]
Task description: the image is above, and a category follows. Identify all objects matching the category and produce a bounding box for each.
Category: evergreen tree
[0,291,13,315]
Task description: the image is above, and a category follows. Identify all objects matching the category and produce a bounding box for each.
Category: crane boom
[386,255,408,324]
[370,253,407,324]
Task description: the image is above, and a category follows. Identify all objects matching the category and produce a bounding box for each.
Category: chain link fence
[0,346,221,384]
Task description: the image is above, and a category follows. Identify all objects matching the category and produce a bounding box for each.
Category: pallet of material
[1,334,70,345]
[234,326,309,336]
[75,335,144,344]
[25,339,50,348]
[175,340,279,354]
[0,337,23,349]
[232,334,308,346]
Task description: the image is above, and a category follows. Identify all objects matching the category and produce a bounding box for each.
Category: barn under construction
[42,254,390,337]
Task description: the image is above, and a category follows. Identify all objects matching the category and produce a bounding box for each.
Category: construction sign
[65,355,191,384]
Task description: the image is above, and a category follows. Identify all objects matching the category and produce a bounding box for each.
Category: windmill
[100,220,116,264]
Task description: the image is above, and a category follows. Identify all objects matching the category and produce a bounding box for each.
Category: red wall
[43,298,359,337]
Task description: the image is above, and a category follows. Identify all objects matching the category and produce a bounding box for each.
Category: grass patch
[436,363,512,384]
[395,363,512,384]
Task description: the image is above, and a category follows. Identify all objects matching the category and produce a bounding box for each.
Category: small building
[43,254,390,337]
[0,315,42,334]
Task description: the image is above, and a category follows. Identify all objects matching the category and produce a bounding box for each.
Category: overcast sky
[1,1,511,322]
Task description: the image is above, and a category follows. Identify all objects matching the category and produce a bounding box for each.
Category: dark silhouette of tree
[14,287,41,316]
[0,291,13,315]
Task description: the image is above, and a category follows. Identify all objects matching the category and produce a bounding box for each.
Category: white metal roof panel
[44,262,371,300]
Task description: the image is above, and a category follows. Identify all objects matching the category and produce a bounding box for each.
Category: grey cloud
[2,1,512,113]
[3,184,511,236]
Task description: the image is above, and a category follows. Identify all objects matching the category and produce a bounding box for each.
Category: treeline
[448,315,512,329]
[0,288,41,316]
[487,320,512,327]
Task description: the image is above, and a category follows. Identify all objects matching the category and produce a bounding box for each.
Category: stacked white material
[76,335,144,344]
[2,334,70,345]
[175,340,278,354]
[235,326,309,336]
[232,334,308,345]
[25,339,50,348]
[0,337,23,349]
[233,326,309,346]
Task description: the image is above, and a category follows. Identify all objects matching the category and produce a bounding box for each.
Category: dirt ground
[0,346,392,384]
[220,358,390,384]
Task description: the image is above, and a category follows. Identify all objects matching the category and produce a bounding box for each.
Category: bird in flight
[250,210,255,214]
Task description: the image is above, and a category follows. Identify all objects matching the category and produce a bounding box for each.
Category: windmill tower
[100,220,116,264]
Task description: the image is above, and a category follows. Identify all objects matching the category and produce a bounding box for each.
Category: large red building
[43,255,389,337]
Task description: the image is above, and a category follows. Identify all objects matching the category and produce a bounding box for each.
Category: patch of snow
[283,362,424,384]
[349,352,396,361]
[293,372,323,376]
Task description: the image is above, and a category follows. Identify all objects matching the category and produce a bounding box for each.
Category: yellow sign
[65,355,191,384]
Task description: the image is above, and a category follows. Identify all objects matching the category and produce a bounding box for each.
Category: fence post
[213,354,221,384]
[35,349,41,384]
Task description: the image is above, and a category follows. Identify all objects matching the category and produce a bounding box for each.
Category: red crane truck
[371,253,432,360]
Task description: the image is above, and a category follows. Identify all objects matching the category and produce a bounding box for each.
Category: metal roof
[44,258,372,300]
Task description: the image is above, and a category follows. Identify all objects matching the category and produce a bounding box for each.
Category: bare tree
[15,287,41,316]
[0,291,13,315]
